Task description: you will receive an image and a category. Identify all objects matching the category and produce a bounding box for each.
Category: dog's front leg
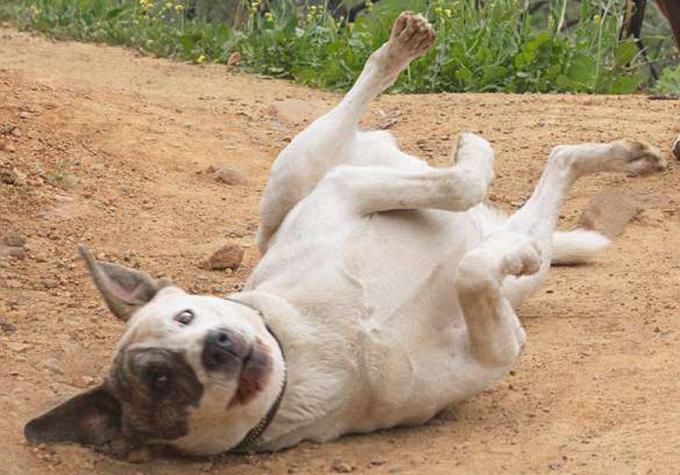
[257,12,435,252]
[455,232,541,368]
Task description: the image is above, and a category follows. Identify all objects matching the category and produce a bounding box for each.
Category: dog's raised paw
[613,139,667,176]
[498,234,542,278]
[389,12,436,60]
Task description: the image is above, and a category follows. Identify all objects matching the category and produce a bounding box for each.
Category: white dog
[25,12,666,457]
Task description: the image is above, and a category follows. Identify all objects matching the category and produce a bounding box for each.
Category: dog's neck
[221,296,287,453]
[226,290,355,451]
[222,291,304,450]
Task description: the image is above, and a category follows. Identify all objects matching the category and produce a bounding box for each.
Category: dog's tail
[551,229,611,266]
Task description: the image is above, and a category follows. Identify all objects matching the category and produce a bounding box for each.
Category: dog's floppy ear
[24,384,122,446]
[79,244,172,322]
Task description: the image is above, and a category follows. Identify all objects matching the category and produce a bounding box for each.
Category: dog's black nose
[202,329,247,372]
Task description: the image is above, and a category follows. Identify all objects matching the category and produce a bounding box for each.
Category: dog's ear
[78,245,173,321]
[24,384,122,447]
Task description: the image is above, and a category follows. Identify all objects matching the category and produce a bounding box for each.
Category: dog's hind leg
[501,140,666,306]
[257,12,435,253]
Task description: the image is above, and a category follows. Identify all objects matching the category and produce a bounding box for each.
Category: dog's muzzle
[201,328,251,372]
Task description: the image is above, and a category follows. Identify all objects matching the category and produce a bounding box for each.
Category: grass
[0,0,677,94]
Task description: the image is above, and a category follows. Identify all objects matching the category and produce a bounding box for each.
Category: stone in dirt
[40,278,59,289]
[207,244,244,271]
[214,166,248,186]
[6,342,31,353]
[3,233,26,247]
[127,446,154,464]
[7,247,27,260]
[331,460,354,473]
[0,168,25,185]
[273,98,328,125]
[579,190,642,238]
[0,321,17,333]
[673,135,679,160]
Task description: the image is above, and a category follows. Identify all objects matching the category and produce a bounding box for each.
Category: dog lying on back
[25,12,666,457]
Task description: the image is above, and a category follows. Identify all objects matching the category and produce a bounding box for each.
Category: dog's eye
[151,373,169,392]
[175,310,194,325]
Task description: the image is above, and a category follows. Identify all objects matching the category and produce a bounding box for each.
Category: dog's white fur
[121,13,666,455]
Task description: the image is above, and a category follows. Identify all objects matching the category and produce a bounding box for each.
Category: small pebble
[207,244,244,271]
[41,279,59,289]
[127,446,153,464]
[331,460,354,473]
[213,166,248,186]
[7,342,31,353]
[0,321,17,333]
[3,233,26,247]
[8,247,27,260]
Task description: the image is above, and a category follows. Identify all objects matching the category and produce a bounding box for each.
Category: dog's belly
[251,203,491,326]
[251,203,509,448]
[347,208,481,324]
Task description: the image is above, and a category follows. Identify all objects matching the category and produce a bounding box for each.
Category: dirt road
[1,27,680,475]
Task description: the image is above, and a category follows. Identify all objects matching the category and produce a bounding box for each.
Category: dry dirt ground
[1,27,680,475]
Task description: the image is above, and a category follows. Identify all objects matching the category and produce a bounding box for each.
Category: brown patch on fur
[108,347,203,442]
[232,337,273,406]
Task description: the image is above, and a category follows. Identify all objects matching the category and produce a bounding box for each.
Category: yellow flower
[197,54,206,63]
[444,8,452,18]
[175,4,184,11]
[165,2,173,10]
[434,6,443,16]
[593,14,601,23]
[264,11,273,21]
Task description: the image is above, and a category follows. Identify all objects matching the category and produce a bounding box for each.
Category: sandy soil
[1,27,680,475]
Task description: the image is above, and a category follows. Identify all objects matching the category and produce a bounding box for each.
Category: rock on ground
[213,166,248,186]
[579,190,642,238]
[207,244,244,271]
[3,232,26,247]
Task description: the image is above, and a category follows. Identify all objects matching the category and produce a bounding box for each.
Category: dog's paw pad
[389,12,435,59]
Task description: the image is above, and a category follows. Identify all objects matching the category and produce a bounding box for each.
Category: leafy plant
[0,0,675,94]
[653,65,680,94]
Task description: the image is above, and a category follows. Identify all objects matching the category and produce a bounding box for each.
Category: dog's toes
[501,236,542,278]
[389,12,435,59]
[614,139,667,176]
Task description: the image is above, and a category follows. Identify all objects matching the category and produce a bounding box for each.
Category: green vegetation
[0,0,677,94]
[654,65,680,94]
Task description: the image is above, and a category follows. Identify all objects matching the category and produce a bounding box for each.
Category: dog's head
[24,246,285,455]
